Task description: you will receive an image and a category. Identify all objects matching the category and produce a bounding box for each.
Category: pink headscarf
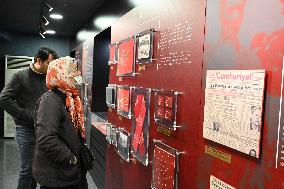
[46,56,85,139]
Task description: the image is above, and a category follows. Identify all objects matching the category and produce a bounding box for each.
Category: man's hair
[34,47,58,62]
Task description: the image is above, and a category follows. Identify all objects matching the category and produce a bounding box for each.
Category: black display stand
[88,27,111,189]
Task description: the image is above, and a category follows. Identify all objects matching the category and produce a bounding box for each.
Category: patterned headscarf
[46,56,85,139]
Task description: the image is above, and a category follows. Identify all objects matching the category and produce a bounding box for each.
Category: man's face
[40,54,54,74]
[251,108,261,126]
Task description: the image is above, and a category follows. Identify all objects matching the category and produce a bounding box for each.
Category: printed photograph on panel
[106,84,116,108]
[117,129,131,162]
[111,126,118,147]
[106,123,112,144]
[136,29,155,64]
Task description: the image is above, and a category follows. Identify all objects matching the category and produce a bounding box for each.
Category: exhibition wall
[106,0,205,188]
[100,0,284,188]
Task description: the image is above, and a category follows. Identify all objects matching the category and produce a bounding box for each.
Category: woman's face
[69,63,81,86]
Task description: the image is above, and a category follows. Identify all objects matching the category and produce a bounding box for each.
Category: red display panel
[106,0,206,188]
[151,145,176,189]
[105,0,284,188]
[117,86,131,119]
[117,38,135,76]
[131,88,151,166]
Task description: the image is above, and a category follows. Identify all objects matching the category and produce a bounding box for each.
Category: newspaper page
[203,70,265,158]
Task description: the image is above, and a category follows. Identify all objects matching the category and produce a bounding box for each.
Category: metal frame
[116,85,132,119]
[117,128,131,162]
[151,140,182,189]
[116,36,138,77]
[136,28,156,64]
[106,84,117,108]
[130,87,151,166]
[153,89,182,131]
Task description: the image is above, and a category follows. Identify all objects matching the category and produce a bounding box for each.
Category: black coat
[33,89,84,187]
[0,67,47,127]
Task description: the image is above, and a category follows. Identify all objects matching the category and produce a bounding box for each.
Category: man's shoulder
[15,67,31,77]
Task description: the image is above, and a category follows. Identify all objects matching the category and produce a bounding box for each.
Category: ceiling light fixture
[39,32,46,38]
[43,30,56,34]
[50,14,63,20]
[44,1,53,12]
[129,0,150,7]
[41,15,49,25]
[39,26,46,38]
[76,30,98,41]
[94,16,118,30]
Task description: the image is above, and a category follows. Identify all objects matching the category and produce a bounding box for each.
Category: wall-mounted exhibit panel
[131,87,151,166]
[103,0,284,188]
[106,0,206,188]
[198,0,284,188]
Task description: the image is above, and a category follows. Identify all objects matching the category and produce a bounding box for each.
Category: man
[0,47,58,189]
[250,106,261,132]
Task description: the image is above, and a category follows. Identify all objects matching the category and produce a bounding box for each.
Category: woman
[32,56,88,189]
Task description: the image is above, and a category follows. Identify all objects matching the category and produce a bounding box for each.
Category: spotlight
[41,15,49,25]
[39,25,46,38]
[50,14,63,20]
[39,32,46,38]
[43,30,56,35]
[44,1,53,12]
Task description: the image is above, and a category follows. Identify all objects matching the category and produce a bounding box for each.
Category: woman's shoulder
[38,90,63,107]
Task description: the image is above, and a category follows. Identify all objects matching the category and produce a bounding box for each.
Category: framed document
[106,84,116,108]
[116,37,136,76]
[108,43,117,65]
[154,89,179,130]
[203,70,266,158]
[136,29,155,64]
[117,85,132,119]
[151,141,180,189]
[131,87,151,166]
[106,123,112,144]
[111,125,118,147]
[117,128,131,162]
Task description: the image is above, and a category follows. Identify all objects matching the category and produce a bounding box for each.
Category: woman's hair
[34,47,58,62]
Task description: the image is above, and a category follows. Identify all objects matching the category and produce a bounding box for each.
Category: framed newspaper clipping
[116,37,137,76]
[151,140,180,189]
[117,128,131,162]
[136,29,155,64]
[108,43,117,65]
[106,84,116,108]
[154,89,180,131]
[131,87,151,166]
[117,85,132,119]
[203,70,266,158]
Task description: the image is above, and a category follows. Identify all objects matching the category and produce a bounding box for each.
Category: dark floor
[0,138,98,189]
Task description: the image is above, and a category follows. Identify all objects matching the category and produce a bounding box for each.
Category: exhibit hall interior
[0,0,284,188]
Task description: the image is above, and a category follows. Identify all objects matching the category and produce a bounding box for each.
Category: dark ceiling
[0,0,135,38]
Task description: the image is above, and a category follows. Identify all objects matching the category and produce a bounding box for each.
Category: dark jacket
[33,89,83,187]
[0,66,47,127]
